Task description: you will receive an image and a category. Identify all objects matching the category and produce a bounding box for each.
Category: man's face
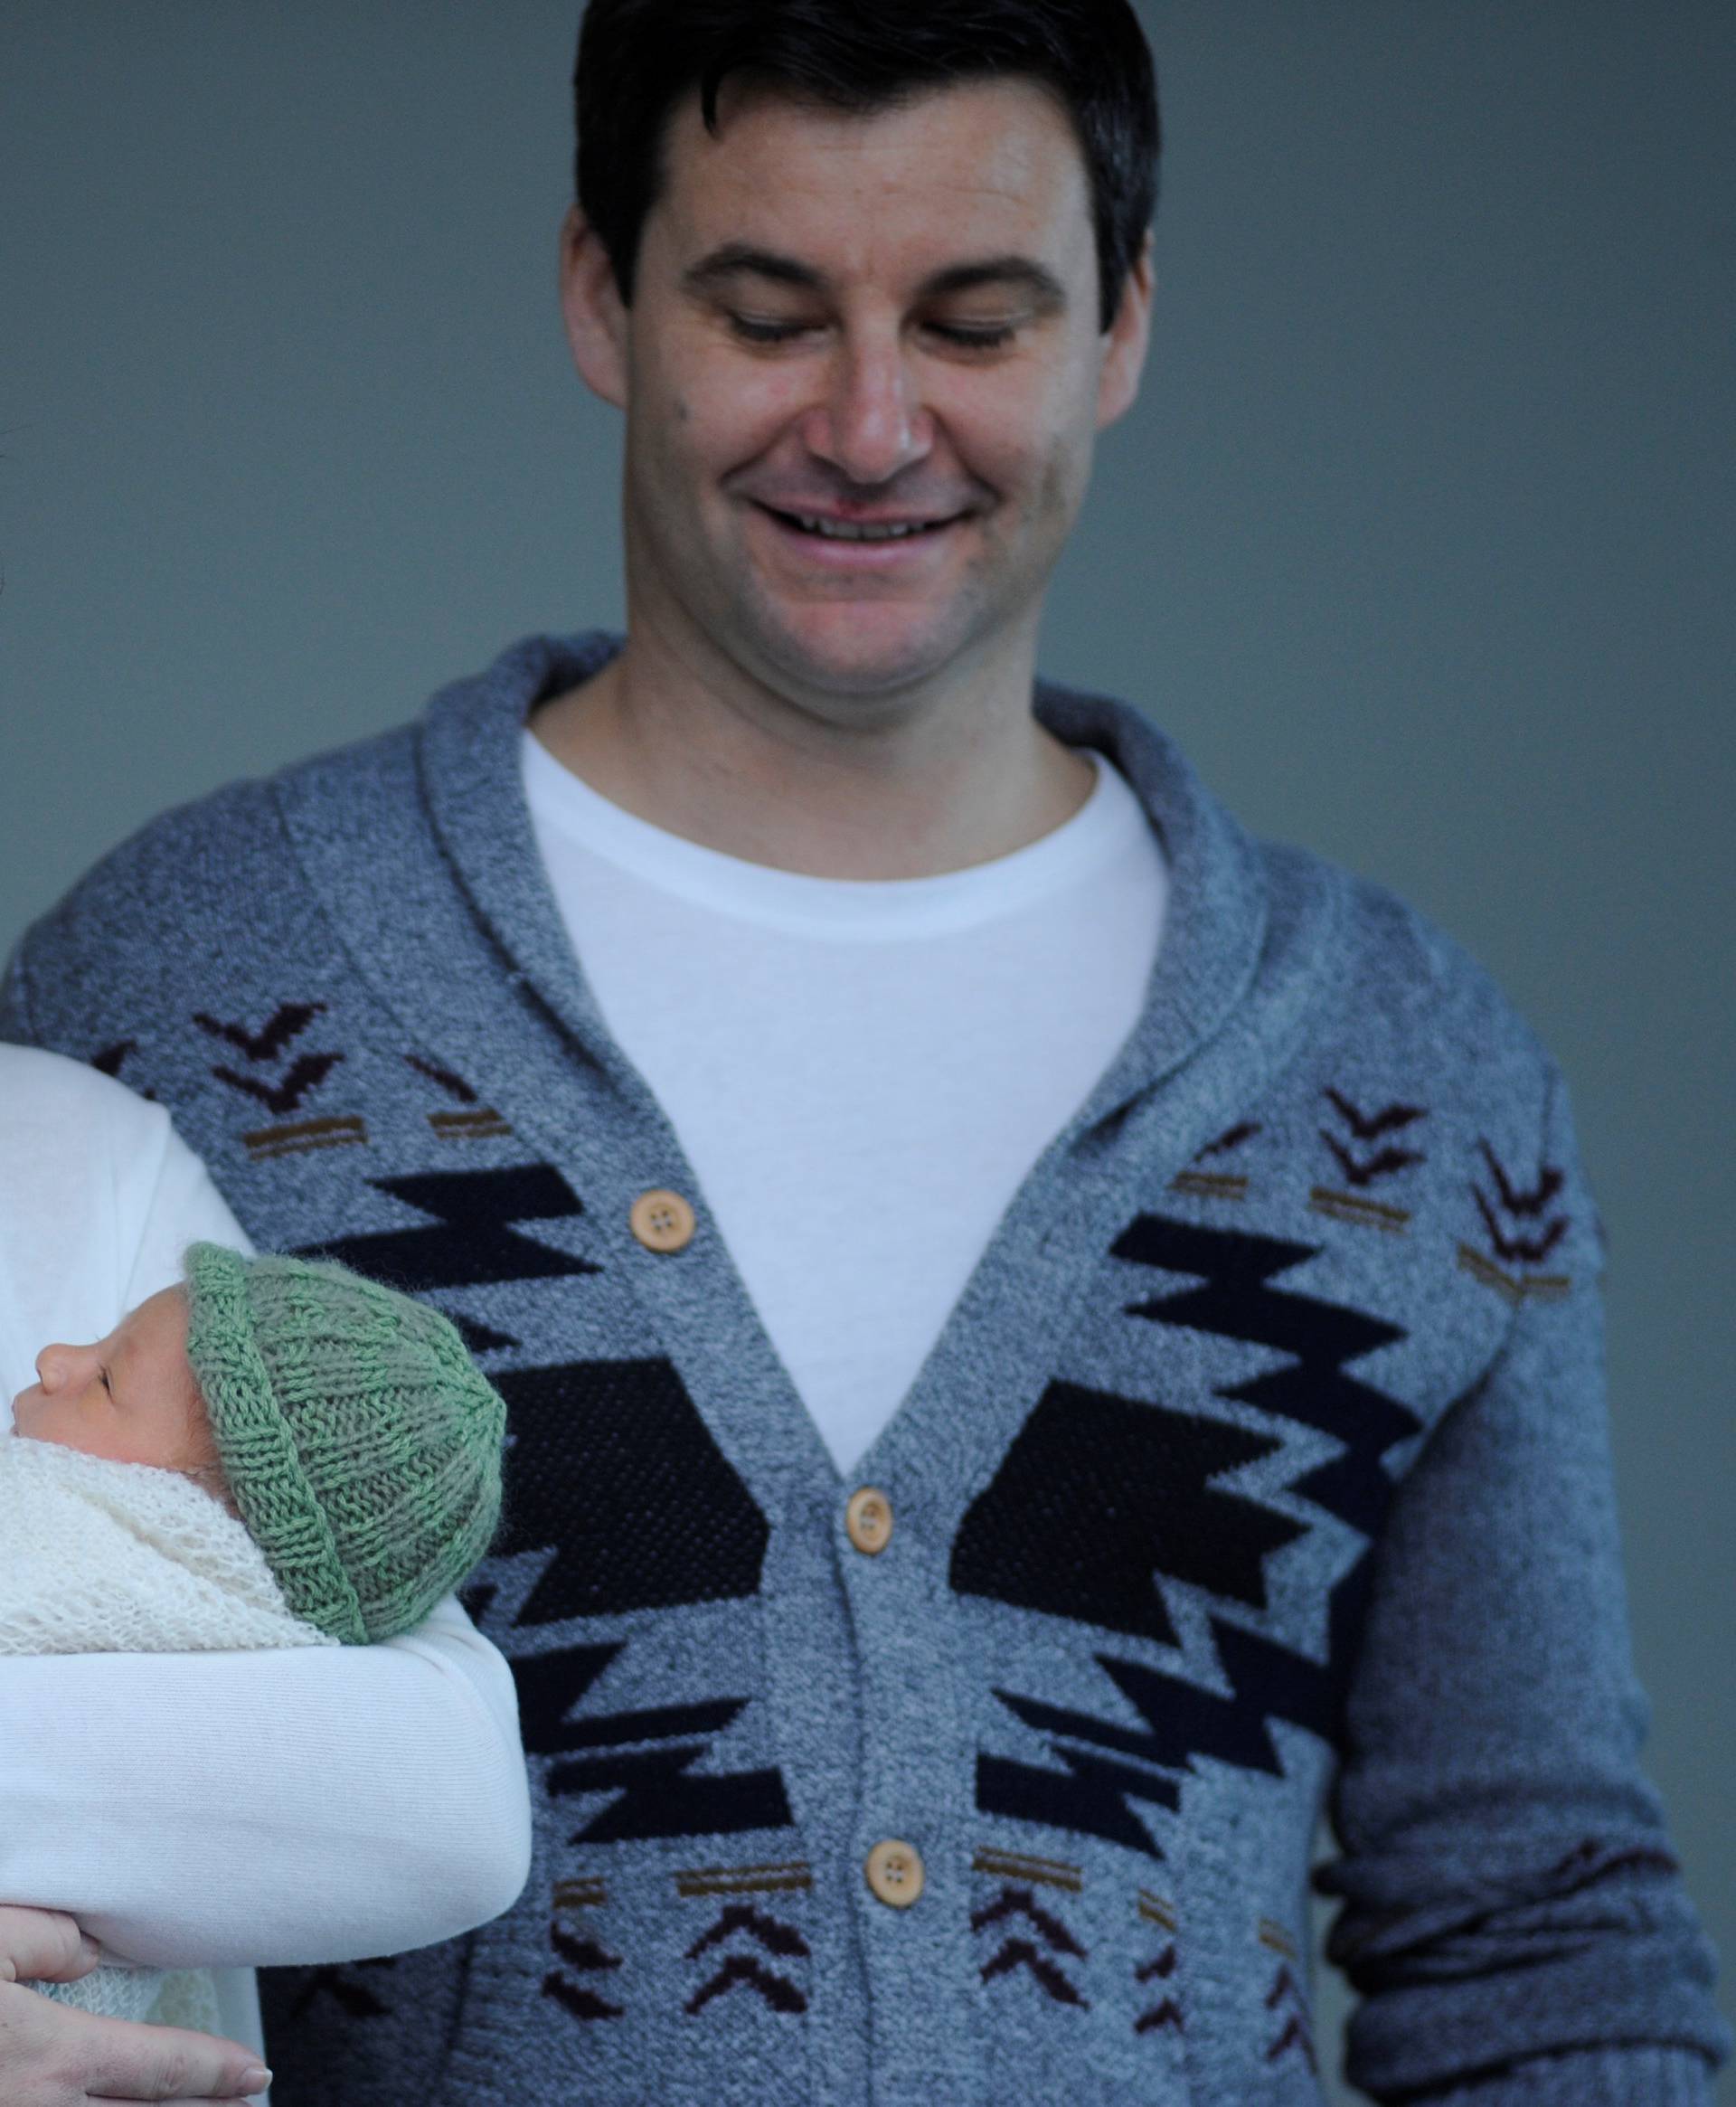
[562,76,1152,712]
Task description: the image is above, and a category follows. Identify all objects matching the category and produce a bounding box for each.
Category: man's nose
[800,335,934,487]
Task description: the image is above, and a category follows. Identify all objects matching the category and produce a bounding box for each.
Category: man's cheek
[679,363,812,454]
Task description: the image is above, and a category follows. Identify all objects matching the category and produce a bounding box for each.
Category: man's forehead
[652,73,1093,267]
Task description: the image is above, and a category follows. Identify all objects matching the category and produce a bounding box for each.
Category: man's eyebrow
[681,243,825,295]
[919,257,1068,309]
[680,243,1068,310]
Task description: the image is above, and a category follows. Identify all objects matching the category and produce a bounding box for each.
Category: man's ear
[1096,227,1156,432]
[559,203,630,410]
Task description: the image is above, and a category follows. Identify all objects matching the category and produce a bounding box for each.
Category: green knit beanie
[181,1242,506,1645]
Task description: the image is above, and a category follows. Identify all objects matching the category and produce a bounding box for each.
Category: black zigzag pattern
[491,1358,769,1622]
[515,1643,793,1846]
[297,1165,597,1291]
[976,1745,1180,1858]
[962,1214,1417,1857]
[952,1382,1306,1646]
[1113,1215,1416,1538]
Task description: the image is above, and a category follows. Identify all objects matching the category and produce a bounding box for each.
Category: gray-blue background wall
[2,4,1731,2094]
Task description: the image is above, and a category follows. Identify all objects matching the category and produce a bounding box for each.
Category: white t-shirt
[0,1045,533,2084]
[523,732,1169,1471]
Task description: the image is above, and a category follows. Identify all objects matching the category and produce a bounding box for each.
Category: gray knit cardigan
[4,631,1727,2106]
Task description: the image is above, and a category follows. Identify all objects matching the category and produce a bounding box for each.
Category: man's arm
[1313,1070,1731,2102]
[0,1592,531,1968]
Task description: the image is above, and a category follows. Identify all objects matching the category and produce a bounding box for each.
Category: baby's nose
[34,1343,77,1391]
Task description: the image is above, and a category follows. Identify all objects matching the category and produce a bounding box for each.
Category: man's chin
[748,609,980,709]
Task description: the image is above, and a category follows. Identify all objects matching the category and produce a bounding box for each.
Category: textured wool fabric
[183,1242,507,1643]
[0,1429,334,2040]
[2,631,1727,2106]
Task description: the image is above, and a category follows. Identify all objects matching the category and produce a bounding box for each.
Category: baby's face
[9,1287,222,1480]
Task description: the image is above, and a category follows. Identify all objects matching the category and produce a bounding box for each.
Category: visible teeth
[795,515,929,541]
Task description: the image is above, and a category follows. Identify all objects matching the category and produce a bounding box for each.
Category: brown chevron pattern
[1324,1088,1426,1142]
[544,1887,626,2023]
[684,1905,809,1961]
[684,1953,807,2017]
[1133,1922,1184,2042]
[683,1901,809,2018]
[974,1879,1090,2008]
[1198,1120,1262,1158]
[211,1051,344,1116]
[194,1001,326,1063]
[970,1885,1088,1958]
[1262,1959,1316,2070]
[1320,1089,1427,1186]
[405,1052,479,1103]
[1471,1139,1571,1271]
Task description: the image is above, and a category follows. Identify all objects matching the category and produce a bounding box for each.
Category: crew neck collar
[522,729,1145,940]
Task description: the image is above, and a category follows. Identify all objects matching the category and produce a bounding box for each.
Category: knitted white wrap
[0,1431,336,2031]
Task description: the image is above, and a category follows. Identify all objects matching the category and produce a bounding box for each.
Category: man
[4,0,1728,2101]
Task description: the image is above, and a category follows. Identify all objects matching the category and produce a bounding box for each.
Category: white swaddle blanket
[0,1431,335,2032]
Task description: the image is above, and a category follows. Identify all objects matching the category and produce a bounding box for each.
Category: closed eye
[728,316,1018,351]
[930,324,1017,350]
[727,317,811,345]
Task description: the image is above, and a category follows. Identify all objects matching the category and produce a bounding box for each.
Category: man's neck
[529,633,1096,881]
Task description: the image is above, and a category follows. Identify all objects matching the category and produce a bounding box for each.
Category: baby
[0,1241,507,2037]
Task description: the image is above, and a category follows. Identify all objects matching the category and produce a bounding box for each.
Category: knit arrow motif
[404,1052,478,1102]
[978,1939,1089,2007]
[543,1919,625,2024]
[1263,1961,1316,2068]
[1134,1939,1184,2038]
[1135,1996,1184,2036]
[684,1906,810,1962]
[1477,1140,1564,1216]
[1196,1120,1261,1158]
[1322,1130,1425,1188]
[211,1052,344,1116]
[194,1002,326,1063]
[1323,1088,1426,1141]
[1473,1142,1569,1262]
[684,1954,807,2016]
[1320,1089,1427,1186]
[969,1885,1087,1957]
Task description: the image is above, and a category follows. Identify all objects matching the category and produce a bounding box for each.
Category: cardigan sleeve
[1311,1068,1730,2102]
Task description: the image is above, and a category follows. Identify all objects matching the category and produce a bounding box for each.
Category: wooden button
[864,1838,924,1909]
[629,1189,696,1253]
[845,1487,893,1555]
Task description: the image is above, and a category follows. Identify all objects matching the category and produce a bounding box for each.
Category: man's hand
[0,1913,270,2103]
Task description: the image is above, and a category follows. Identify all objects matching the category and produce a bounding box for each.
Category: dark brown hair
[573,0,1160,333]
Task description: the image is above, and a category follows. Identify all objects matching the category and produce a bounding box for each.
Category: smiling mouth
[759,505,962,543]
